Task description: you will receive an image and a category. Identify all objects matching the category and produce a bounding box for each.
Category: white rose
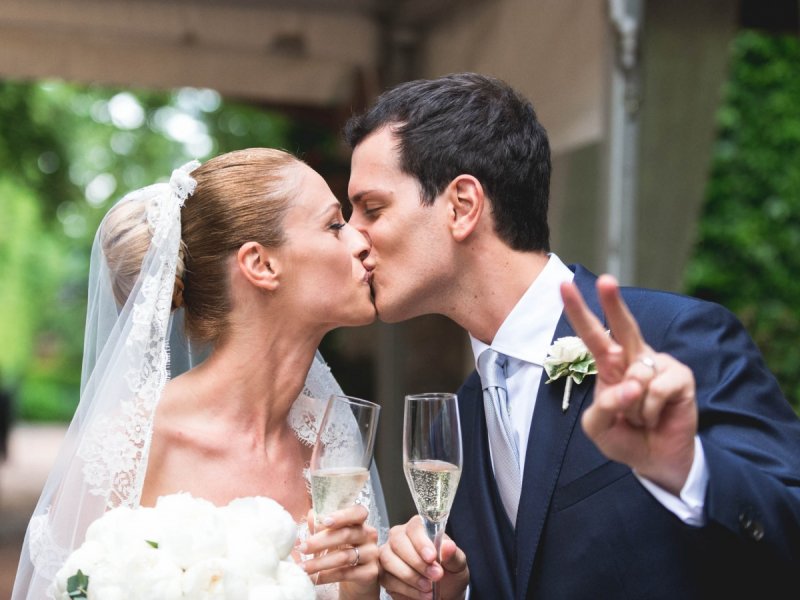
[275,560,316,600]
[154,493,228,569]
[545,336,588,364]
[223,496,297,559]
[80,560,125,600]
[124,544,183,600]
[85,506,149,557]
[224,535,280,579]
[247,576,290,600]
[86,582,126,600]
[50,540,108,599]
[181,557,234,600]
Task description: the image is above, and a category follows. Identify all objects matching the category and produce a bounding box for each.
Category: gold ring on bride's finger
[349,546,360,567]
[638,355,657,374]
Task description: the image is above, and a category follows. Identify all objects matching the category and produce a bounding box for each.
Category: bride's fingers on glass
[308,545,379,582]
[305,508,318,534]
[322,503,370,528]
[307,523,374,552]
[301,546,356,574]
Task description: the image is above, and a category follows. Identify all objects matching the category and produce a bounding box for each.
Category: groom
[345,73,800,599]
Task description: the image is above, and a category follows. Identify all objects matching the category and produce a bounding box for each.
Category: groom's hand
[379,515,468,600]
[560,274,698,496]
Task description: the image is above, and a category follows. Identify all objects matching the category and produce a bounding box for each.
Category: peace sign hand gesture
[560,274,698,496]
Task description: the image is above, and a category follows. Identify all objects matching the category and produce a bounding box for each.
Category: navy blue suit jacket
[449,265,800,599]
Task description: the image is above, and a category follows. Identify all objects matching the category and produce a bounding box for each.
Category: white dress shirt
[469,253,708,525]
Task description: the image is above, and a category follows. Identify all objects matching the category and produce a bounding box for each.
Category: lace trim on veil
[25,162,199,588]
[78,161,198,510]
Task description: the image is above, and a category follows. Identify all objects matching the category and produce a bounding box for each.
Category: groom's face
[348,126,454,323]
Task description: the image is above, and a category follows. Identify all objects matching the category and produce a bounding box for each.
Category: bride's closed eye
[328,221,346,235]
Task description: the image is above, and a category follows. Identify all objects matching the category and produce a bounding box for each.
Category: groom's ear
[447,175,484,242]
[237,242,281,291]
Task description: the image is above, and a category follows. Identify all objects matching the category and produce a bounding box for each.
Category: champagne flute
[310,393,380,527]
[403,393,462,599]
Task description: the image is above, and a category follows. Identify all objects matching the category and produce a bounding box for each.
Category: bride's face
[278,162,376,328]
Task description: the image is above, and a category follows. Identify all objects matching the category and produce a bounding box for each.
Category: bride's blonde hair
[102,148,301,345]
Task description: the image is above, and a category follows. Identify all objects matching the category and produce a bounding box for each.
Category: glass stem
[423,518,446,600]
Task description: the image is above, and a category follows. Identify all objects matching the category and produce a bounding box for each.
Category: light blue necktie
[478,348,521,526]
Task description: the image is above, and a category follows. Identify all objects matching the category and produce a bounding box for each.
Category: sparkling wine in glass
[310,394,380,526]
[403,393,462,599]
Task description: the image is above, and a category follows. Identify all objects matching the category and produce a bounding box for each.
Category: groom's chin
[373,302,399,324]
[374,301,412,324]
[372,288,420,323]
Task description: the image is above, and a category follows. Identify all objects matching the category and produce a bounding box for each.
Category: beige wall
[422,0,607,155]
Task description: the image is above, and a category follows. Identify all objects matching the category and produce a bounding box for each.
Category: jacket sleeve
[638,294,800,563]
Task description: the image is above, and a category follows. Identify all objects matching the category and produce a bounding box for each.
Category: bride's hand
[299,504,380,598]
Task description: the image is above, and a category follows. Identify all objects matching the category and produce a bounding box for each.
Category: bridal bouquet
[50,493,315,600]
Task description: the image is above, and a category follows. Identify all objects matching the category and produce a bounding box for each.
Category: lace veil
[11,161,389,599]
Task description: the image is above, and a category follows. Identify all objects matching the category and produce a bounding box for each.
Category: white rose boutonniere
[50,493,315,600]
[544,335,599,412]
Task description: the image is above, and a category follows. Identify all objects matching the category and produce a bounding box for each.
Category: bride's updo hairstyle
[101,148,300,345]
[182,148,298,344]
[101,197,160,310]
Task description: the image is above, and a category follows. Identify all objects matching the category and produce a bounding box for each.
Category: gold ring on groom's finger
[349,546,360,567]
[638,355,658,374]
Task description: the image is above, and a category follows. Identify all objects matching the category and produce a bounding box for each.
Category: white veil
[11,161,389,599]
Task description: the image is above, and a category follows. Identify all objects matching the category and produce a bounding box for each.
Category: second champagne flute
[403,392,463,600]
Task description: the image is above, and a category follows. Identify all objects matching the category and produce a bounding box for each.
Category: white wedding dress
[11,162,390,600]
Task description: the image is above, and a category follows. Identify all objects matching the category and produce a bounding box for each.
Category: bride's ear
[236,242,280,290]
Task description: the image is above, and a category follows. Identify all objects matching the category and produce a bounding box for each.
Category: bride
[12,149,388,599]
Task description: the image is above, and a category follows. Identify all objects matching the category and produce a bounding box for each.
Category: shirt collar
[470,253,574,367]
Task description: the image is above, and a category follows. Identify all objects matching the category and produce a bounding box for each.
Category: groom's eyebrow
[349,191,366,204]
[350,189,383,204]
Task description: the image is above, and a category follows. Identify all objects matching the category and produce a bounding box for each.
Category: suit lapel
[514,266,601,598]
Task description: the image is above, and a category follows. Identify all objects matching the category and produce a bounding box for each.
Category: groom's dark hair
[344,72,551,252]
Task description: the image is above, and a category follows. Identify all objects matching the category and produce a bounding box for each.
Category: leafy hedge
[685,31,800,412]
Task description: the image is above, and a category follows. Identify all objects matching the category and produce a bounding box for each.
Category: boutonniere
[544,336,599,412]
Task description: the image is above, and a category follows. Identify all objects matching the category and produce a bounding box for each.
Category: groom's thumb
[439,538,468,574]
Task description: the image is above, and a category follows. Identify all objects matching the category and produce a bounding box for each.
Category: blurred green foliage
[0,79,308,421]
[685,31,800,412]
